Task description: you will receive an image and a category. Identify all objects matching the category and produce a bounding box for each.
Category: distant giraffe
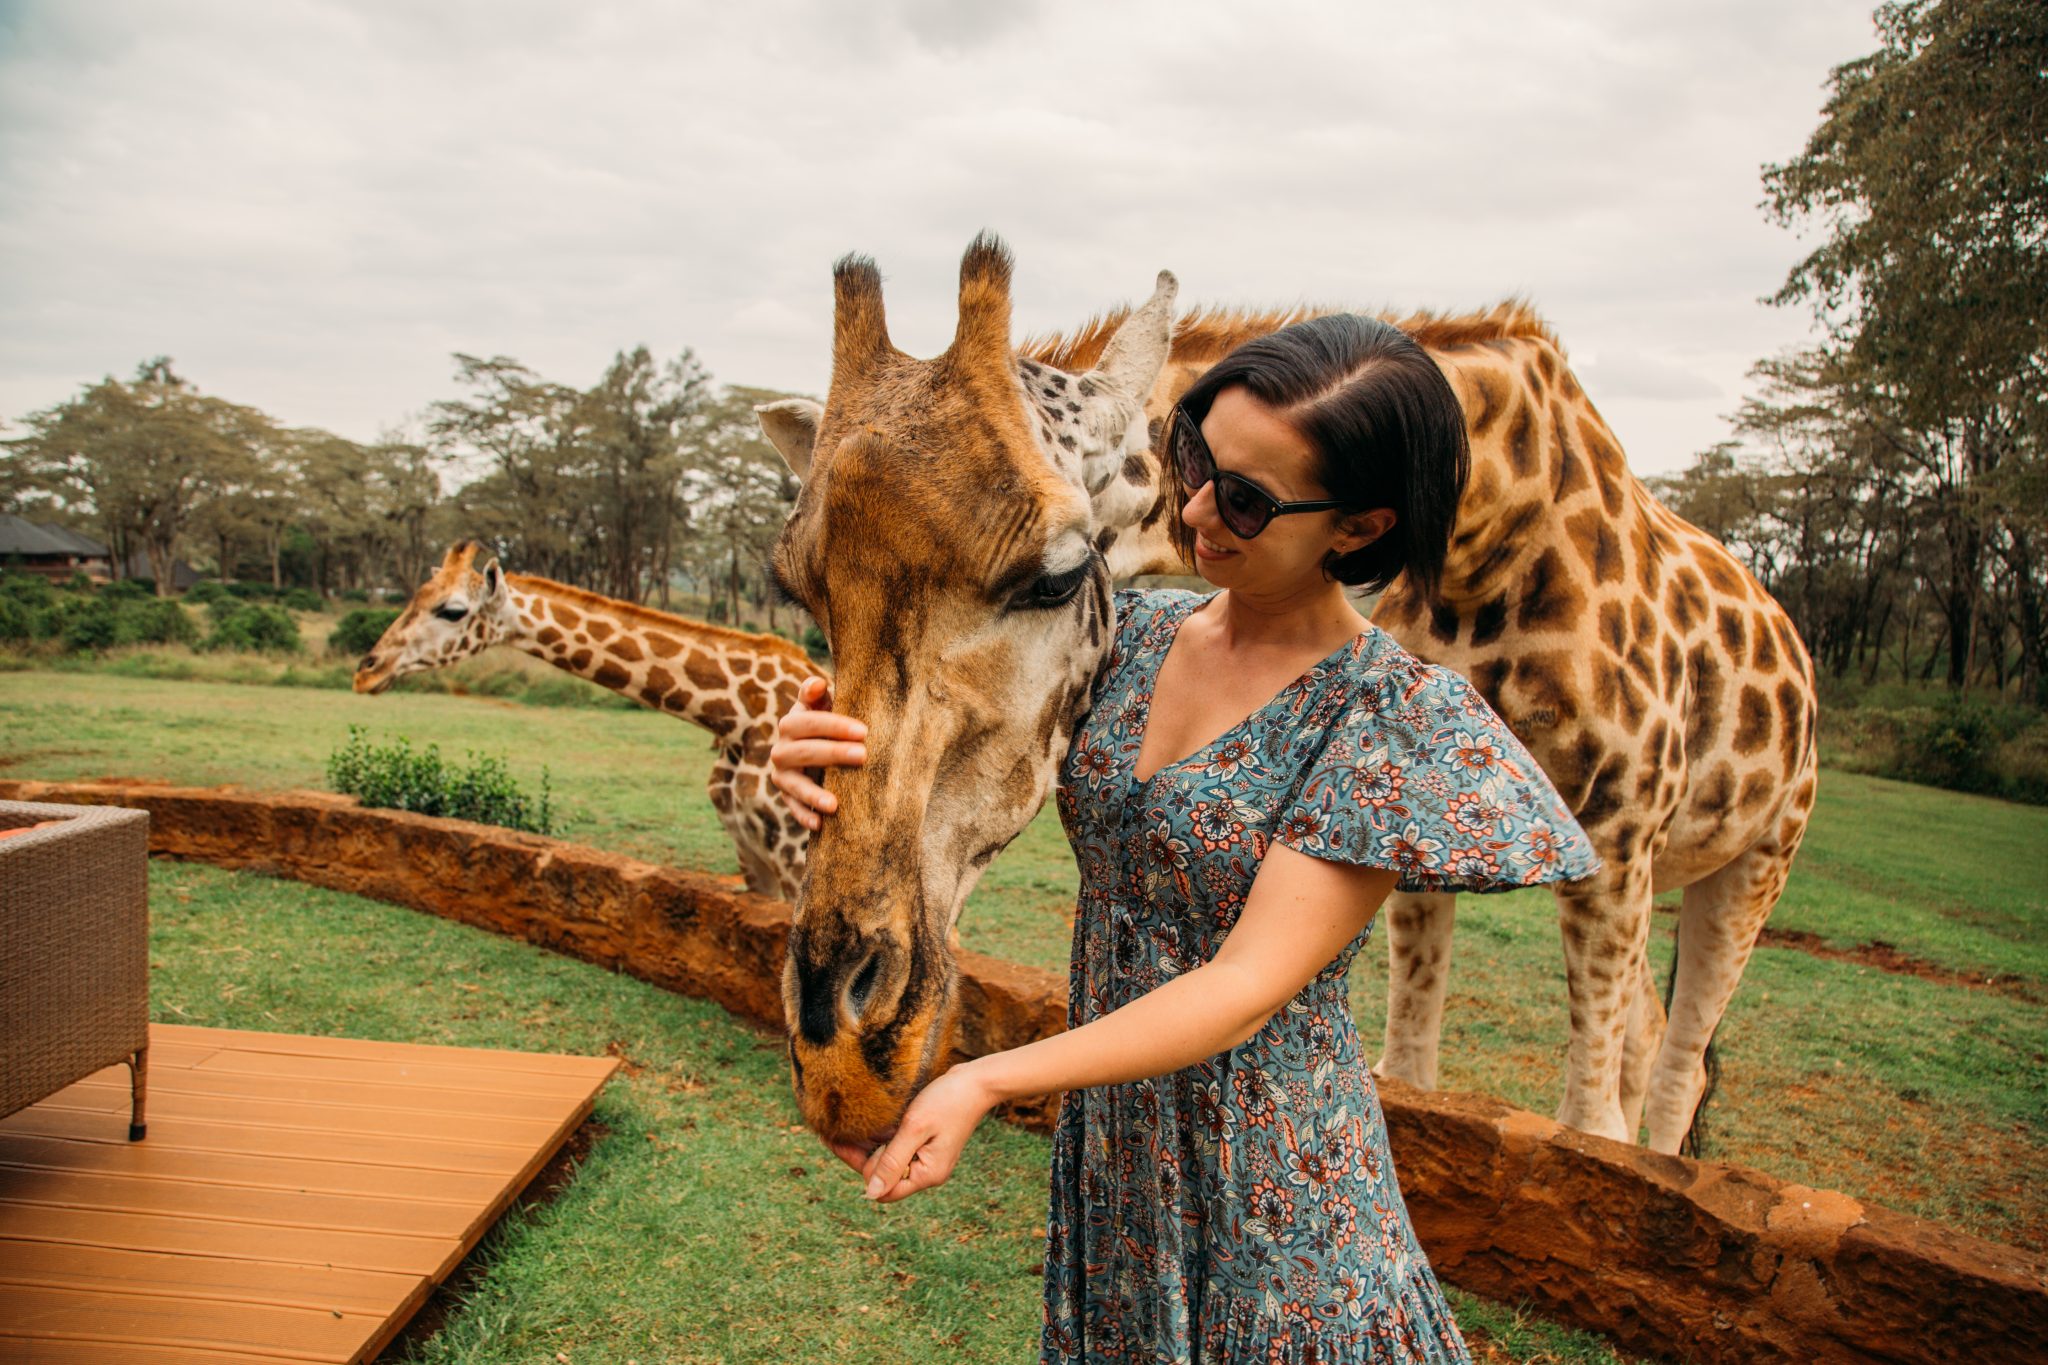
[757,236,1818,1154]
[354,541,823,900]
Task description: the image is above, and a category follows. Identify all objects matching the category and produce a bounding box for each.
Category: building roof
[38,522,108,556]
[0,513,77,557]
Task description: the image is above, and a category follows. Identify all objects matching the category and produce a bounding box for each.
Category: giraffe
[760,236,1818,1155]
[353,540,823,901]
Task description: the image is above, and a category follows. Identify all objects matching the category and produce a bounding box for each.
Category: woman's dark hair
[1170,314,1470,596]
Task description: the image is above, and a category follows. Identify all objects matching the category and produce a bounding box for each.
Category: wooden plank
[187,1048,604,1101]
[0,1107,532,1177]
[0,1339,317,1364]
[70,1068,582,1123]
[0,1134,503,1205]
[0,1240,417,1316]
[0,1201,451,1276]
[0,1282,374,1362]
[161,1023,616,1078]
[33,1085,569,1147]
[0,1168,476,1240]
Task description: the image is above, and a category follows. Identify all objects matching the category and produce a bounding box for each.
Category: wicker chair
[0,800,150,1140]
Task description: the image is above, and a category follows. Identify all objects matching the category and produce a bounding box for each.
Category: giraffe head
[353,540,513,694]
[759,234,1177,1142]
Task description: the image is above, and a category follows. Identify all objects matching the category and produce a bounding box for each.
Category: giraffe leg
[1643,838,1792,1154]
[1553,866,1654,1142]
[1617,945,1666,1141]
[1375,891,1457,1089]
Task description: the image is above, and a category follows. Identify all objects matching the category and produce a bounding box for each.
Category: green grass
[4,667,2045,1253]
[146,860,1626,1364]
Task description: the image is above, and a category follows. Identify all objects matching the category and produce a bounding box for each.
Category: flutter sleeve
[1275,649,1601,894]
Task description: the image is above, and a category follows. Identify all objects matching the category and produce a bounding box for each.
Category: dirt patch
[1756,926,2043,1003]
[376,1118,611,1362]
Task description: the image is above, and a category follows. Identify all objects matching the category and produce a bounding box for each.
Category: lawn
[3,664,2045,1346]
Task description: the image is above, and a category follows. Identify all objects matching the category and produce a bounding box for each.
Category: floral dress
[1041,589,1601,1364]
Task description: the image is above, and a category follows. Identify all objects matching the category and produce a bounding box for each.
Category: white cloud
[0,0,1877,474]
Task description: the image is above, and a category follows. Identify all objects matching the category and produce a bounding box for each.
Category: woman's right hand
[770,676,868,830]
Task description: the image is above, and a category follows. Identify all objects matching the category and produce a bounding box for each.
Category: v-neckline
[1128,593,1371,789]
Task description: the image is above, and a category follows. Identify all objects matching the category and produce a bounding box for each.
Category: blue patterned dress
[1041,590,1601,1364]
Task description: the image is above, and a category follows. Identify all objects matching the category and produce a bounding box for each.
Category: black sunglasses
[1170,404,1342,540]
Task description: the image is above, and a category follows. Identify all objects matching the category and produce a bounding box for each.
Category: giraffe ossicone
[354,540,821,901]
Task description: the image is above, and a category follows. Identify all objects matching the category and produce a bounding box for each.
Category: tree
[5,359,273,595]
[682,385,804,629]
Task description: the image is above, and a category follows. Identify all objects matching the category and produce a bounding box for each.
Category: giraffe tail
[1660,917,1722,1160]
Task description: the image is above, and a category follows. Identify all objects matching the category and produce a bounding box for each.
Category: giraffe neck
[1391,340,1642,615]
[500,574,813,741]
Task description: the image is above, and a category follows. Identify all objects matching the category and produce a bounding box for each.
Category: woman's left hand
[859,1061,998,1204]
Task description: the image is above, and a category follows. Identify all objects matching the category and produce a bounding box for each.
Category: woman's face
[1181,385,1380,595]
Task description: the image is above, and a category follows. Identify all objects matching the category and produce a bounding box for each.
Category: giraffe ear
[1092,270,1178,402]
[756,399,824,482]
[481,558,502,597]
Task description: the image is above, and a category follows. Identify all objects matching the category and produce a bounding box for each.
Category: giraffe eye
[1014,559,1093,612]
[434,605,469,623]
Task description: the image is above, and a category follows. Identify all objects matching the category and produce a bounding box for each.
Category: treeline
[1,348,807,629]
[1650,0,2045,708]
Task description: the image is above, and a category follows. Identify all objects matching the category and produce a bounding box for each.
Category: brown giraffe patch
[700,698,737,728]
[537,626,563,647]
[1597,601,1626,655]
[570,649,593,671]
[1716,607,1747,656]
[554,604,583,628]
[593,661,631,690]
[645,666,676,697]
[645,632,683,658]
[1469,370,1507,436]
[737,678,769,715]
[586,620,615,642]
[683,650,727,691]
[1515,548,1581,632]
[609,635,644,662]
[1732,685,1772,755]
[1505,402,1538,477]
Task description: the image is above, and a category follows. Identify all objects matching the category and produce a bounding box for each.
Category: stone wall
[9,778,2041,1364]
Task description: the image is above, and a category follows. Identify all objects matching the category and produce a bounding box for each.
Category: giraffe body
[354,541,822,901]
[762,238,1817,1154]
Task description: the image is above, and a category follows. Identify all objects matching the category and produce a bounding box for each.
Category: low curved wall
[7,779,2041,1364]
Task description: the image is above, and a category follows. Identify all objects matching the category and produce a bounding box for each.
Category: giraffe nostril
[848,954,881,1013]
[359,653,380,672]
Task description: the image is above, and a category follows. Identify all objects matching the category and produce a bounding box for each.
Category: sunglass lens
[1173,420,1208,491]
[1216,476,1270,538]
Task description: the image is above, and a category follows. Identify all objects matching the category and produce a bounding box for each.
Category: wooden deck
[0,1023,618,1363]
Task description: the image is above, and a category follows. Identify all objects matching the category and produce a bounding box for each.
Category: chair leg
[128,1046,148,1141]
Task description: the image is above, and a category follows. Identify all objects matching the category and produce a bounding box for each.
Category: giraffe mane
[1021,298,1562,372]
[504,573,817,667]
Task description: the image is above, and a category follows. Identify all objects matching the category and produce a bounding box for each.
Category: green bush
[64,570,94,592]
[381,590,409,605]
[185,581,230,605]
[1,573,56,609]
[0,596,31,643]
[116,598,198,647]
[281,587,325,612]
[328,608,401,658]
[326,725,554,835]
[204,604,301,653]
[99,578,154,604]
[340,588,370,603]
[802,623,829,659]
[225,581,275,601]
[60,600,120,651]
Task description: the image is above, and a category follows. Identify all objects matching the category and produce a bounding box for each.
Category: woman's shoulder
[1112,587,1206,647]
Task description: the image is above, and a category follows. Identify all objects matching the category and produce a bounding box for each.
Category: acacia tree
[5,359,272,594]
[1758,0,2047,692]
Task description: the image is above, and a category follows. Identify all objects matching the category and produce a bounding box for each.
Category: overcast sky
[1,0,1879,477]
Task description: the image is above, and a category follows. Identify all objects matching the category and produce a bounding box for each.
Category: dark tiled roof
[0,513,77,556]
[38,522,108,556]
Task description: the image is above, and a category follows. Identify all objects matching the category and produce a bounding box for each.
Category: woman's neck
[1200,578,1368,655]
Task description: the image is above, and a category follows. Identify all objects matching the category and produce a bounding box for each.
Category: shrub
[381,590,409,605]
[329,608,401,658]
[326,725,554,835]
[64,570,94,592]
[99,578,154,604]
[802,623,829,659]
[116,598,198,647]
[0,596,31,643]
[185,581,230,605]
[340,587,370,603]
[225,581,274,600]
[1,573,56,609]
[59,600,120,652]
[204,604,301,653]
[282,587,325,612]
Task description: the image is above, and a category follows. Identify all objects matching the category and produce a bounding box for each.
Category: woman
[772,314,1599,1362]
